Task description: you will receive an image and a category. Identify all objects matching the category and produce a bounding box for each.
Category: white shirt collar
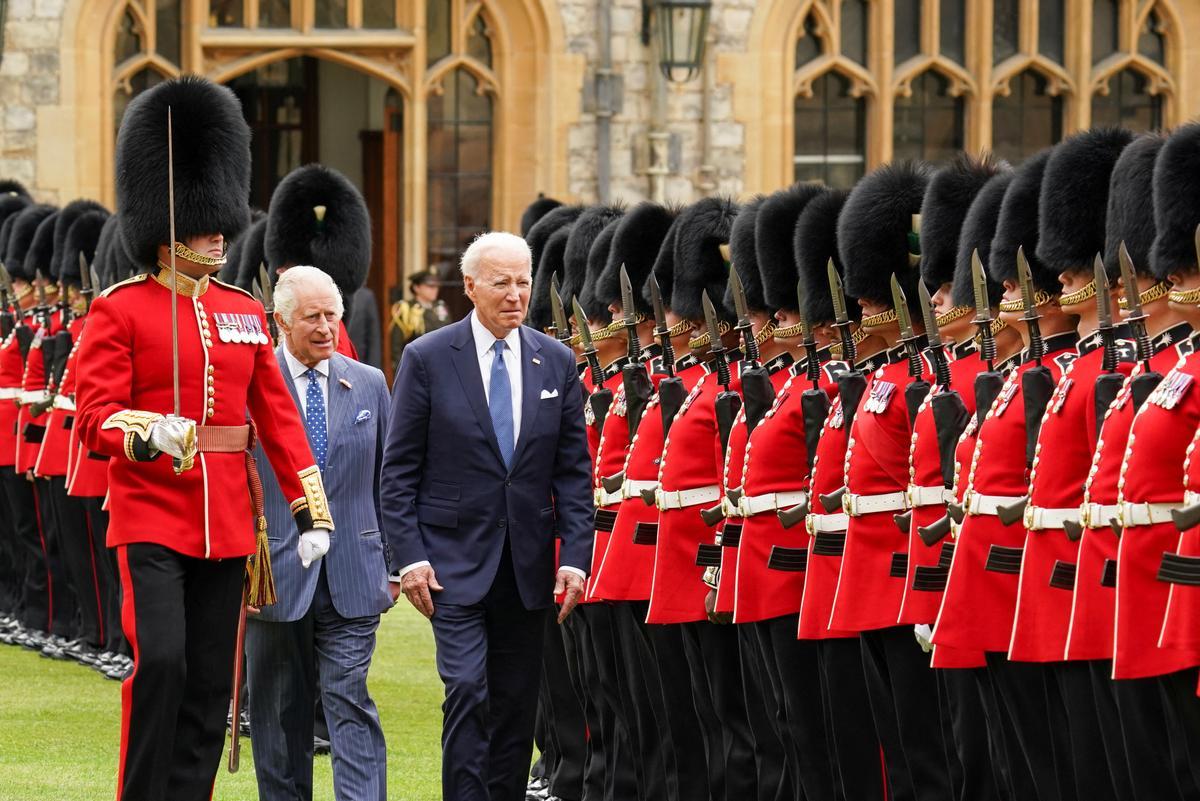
[470,310,521,360]
[283,346,330,381]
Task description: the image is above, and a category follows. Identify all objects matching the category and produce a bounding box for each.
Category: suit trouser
[815,636,889,801]
[860,626,954,801]
[610,601,669,801]
[48,476,103,647]
[246,563,387,801]
[429,545,548,801]
[645,621,711,801]
[115,542,245,801]
[33,476,77,638]
[539,612,586,801]
[2,467,48,631]
[985,652,1074,801]
[756,616,838,801]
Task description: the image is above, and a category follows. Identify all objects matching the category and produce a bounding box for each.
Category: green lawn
[0,605,445,800]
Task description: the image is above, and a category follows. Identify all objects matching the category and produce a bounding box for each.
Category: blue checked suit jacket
[254,348,393,622]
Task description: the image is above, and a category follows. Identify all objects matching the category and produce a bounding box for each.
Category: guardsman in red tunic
[1005,127,1136,801]
[932,145,1082,801]
[74,77,333,801]
[905,157,1015,801]
[1112,122,1200,790]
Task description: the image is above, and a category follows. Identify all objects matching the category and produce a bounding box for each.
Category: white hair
[275,265,344,325]
[460,231,532,279]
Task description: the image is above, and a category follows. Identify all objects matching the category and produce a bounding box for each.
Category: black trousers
[610,602,669,801]
[937,667,1006,801]
[539,612,585,801]
[2,467,48,631]
[48,476,103,647]
[1048,660,1125,801]
[1113,667,1200,801]
[985,653,1074,801]
[860,626,954,801]
[815,636,889,801]
[744,622,792,801]
[0,474,19,613]
[33,477,77,638]
[645,621,711,801]
[115,542,245,801]
[82,498,127,654]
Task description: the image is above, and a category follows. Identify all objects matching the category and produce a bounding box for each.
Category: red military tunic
[1009,332,1133,662]
[899,343,980,628]
[1160,419,1200,652]
[713,405,749,616]
[585,363,631,602]
[830,350,933,632]
[35,316,86,478]
[798,350,887,640]
[647,361,739,624]
[1114,349,1200,678]
[0,318,36,468]
[589,357,704,601]
[1065,328,1193,661]
[75,270,328,559]
[67,318,111,499]
[934,334,1078,653]
[15,312,65,472]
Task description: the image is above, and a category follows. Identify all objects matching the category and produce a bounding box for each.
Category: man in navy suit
[382,231,593,801]
[245,265,395,801]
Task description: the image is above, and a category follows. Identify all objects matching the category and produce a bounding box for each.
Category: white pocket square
[540,388,559,400]
[354,409,372,424]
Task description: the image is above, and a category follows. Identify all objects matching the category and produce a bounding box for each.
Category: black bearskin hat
[562,206,623,319]
[952,172,1013,308]
[116,76,251,266]
[672,197,740,323]
[838,161,931,318]
[528,223,573,332]
[758,184,827,312]
[53,200,107,282]
[92,216,120,290]
[0,180,30,200]
[28,211,59,280]
[596,202,677,316]
[520,195,563,237]
[0,194,30,235]
[795,189,851,322]
[1152,123,1200,280]
[6,204,56,281]
[108,222,141,285]
[219,208,265,285]
[266,164,372,301]
[726,197,765,312]
[61,210,109,286]
[580,214,625,319]
[1038,127,1134,276]
[921,153,1008,290]
[0,203,26,261]
[990,148,1059,294]
[234,216,269,292]
[1104,133,1165,279]
[526,205,583,283]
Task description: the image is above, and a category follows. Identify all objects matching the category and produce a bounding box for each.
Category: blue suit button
[498,518,507,528]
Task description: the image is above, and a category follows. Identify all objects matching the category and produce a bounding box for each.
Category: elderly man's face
[277,279,340,368]
[464,251,531,337]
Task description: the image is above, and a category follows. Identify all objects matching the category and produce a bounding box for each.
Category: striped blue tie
[489,340,514,468]
[304,368,327,472]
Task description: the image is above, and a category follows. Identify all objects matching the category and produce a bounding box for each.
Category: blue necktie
[304,368,327,472]
[489,340,515,468]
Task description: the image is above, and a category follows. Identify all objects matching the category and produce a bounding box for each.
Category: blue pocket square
[355,409,372,424]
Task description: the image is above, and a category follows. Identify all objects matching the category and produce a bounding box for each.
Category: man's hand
[705,589,731,625]
[402,565,443,618]
[555,569,586,624]
[149,415,196,460]
[297,529,330,568]
[385,581,404,611]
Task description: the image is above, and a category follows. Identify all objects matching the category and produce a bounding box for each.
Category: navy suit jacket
[255,349,394,623]
[380,315,593,610]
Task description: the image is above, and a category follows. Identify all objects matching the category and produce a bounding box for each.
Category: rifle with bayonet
[1119,242,1163,411]
[703,291,741,455]
[549,273,571,346]
[258,264,278,346]
[970,250,1006,429]
[891,275,929,428]
[33,270,52,331]
[776,287,824,530]
[619,265,653,440]
[79,254,95,314]
[1092,254,1125,446]
[0,263,13,339]
[731,264,774,434]
[829,259,867,433]
[573,297,613,428]
[650,274,687,434]
[920,280,971,493]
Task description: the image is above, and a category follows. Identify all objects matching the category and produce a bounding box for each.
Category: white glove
[914,623,934,653]
[298,529,330,568]
[149,415,197,460]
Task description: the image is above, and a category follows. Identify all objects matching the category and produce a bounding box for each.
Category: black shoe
[313,735,331,755]
[66,641,102,665]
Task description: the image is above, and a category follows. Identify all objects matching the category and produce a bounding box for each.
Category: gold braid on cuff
[101,409,164,462]
[1119,281,1172,309]
[292,466,334,530]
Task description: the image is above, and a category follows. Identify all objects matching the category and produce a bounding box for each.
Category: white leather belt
[908,484,954,508]
[1080,502,1121,529]
[1024,505,1079,530]
[656,485,722,511]
[622,479,657,500]
[738,490,808,517]
[1187,491,1200,506]
[17,390,48,405]
[0,387,19,400]
[594,487,623,506]
[1118,500,1180,527]
[963,490,1026,517]
[843,491,909,517]
[808,512,850,533]
[52,395,75,412]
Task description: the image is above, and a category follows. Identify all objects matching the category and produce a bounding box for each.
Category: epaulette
[211,277,256,301]
[99,272,149,298]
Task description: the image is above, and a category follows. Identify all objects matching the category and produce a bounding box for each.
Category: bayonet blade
[1017,246,1036,316]
[795,279,811,342]
[918,280,940,344]
[828,259,848,324]
[34,270,47,306]
[1094,254,1112,331]
[971,249,990,321]
[0,262,13,295]
[702,291,723,348]
[572,296,594,352]
[650,273,666,328]
[730,265,750,324]
[79,254,92,295]
[258,264,274,310]
[550,272,570,339]
[90,264,103,294]
[1118,242,1143,318]
[890,274,914,339]
[620,264,637,328]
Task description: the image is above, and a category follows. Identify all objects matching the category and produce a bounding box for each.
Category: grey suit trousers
[246,564,387,801]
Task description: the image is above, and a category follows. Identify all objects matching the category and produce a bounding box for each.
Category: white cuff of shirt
[391,560,431,582]
[559,566,587,580]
